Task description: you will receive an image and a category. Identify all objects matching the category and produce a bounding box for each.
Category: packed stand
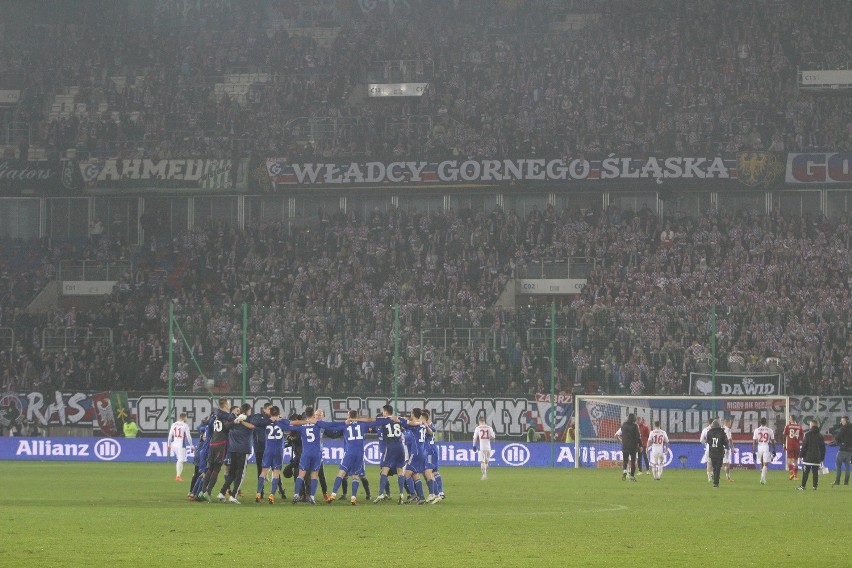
[1,206,849,397]
[1,0,851,160]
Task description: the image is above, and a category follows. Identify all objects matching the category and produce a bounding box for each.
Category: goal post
[573,395,790,469]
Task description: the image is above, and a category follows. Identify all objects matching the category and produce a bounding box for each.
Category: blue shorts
[405,453,426,474]
[262,450,283,470]
[299,451,322,473]
[381,443,406,469]
[426,448,439,472]
[339,453,365,477]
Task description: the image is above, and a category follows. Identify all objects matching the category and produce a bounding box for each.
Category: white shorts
[723,449,731,465]
[755,449,772,465]
[170,443,187,463]
[478,448,491,463]
[703,447,709,461]
[650,449,666,465]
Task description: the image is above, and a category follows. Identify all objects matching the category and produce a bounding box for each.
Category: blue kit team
[186,400,445,505]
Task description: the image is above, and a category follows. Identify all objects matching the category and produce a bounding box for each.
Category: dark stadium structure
[0,0,849,403]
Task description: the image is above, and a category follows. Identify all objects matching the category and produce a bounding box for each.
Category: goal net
[573,395,790,469]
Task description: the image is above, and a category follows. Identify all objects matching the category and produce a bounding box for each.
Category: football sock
[257,475,265,494]
[351,479,359,499]
[176,462,184,477]
[397,475,405,496]
[435,473,443,494]
[414,479,424,499]
[761,466,767,482]
[293,477,305,497]
[332,476,343,495]
[204,467,221,494]
[310,478,318,497]
[318,467,328,494]
[270,477,279,496]
[380,474,389,495]
[405,476,415,495]
[341,478,348,495]
[360,477,369,495]
[427,478,436,495]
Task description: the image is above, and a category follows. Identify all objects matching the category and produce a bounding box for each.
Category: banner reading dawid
[689,373,783,396]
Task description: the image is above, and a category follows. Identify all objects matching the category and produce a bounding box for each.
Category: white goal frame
[573,395,790,469]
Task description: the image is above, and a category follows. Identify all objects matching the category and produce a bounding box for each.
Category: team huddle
[167,399,447,505]
[615,414,817,488]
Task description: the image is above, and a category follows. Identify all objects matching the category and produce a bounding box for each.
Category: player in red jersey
[636,416,651,475]
[783,416,804,480]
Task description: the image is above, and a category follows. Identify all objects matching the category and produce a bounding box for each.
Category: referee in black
[617,413,642,481]
[706,419,729,488]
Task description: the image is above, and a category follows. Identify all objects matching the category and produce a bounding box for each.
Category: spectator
[123,416,139,438]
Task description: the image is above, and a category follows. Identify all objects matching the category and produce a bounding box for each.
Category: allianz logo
[15,438,122,460]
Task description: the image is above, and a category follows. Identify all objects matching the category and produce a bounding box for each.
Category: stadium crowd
[1,0,850,160]
[0,0,849,399]
[1,206,849,397]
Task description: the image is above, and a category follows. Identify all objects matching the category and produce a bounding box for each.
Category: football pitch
[0,462,844,567]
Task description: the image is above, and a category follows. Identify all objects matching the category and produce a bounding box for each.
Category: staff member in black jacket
[799,420,826,491]
[616,414,641,482]
[831,416,852,486]
[706,419,729,488]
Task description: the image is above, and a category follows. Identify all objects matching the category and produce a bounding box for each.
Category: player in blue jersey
[287,406,325,504]
[312,409,334,503]
[198,399,243,502]
[421,409,444,503]
[218,403,256,504]
[318,409,376,505]
[188,419,210,501]
[371,404,410,504]
[401,422,417,503]
[401,408,430,504]
[255,406,302,504]
[249,403,273,498]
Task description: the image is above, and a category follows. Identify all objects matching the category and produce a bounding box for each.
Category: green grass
[0,462,844,567]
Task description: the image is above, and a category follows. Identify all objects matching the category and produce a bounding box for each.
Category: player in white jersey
[722,418,734,482]
[698,418,714,483]
[472,416,496,480]
[646,421,669,480]
[167,413,193,481]
[752,417,776,484]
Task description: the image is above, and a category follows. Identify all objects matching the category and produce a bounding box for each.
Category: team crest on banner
[79,159,106,188]
[736,151,783,188]
[584,401,621,438]
[92,392,118,436]
[0,393,24,428]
